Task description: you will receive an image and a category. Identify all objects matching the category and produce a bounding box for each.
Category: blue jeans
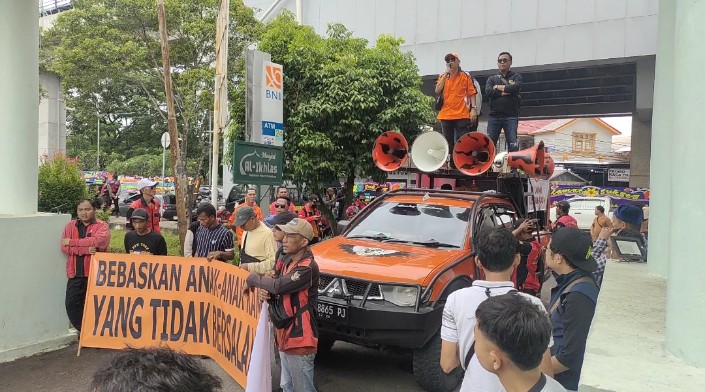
[279,351,317,392]
[487,115,519,152]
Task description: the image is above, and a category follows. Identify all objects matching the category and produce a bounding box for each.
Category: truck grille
[319,275,382,299]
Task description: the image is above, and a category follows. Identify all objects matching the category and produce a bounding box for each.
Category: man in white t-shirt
[475,293,566,391]
[441,227,553,392]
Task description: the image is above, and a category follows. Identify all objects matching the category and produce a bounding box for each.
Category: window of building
[573,133,596,153]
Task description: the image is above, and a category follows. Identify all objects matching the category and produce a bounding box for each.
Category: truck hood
[310,236,466,285]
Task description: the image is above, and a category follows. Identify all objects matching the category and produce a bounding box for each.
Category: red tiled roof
[517,120,555,135]
[517,118,621,136]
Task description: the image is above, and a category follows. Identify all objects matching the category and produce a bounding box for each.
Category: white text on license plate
[317,303,347,321]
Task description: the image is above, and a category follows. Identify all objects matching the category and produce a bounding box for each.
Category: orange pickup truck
[310,176,550,392]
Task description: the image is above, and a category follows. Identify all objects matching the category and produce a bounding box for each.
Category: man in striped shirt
[194,203,234,262]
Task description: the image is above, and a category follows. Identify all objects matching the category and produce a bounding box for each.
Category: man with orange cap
[434,52,479,154]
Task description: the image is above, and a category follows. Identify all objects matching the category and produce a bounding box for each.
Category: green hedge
[38,155,90,216]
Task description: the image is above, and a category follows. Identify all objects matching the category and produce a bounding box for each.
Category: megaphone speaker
[373,131,409,172]
[411,131,449,173]
[507,141,546,177]
[453,132,496,176]
[540,155,555,178]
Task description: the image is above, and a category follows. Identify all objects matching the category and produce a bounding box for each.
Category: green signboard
[232,141,283,185]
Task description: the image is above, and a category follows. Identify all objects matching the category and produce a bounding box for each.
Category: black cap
[551,227,597,272]
[271,211,298,226]
[131,208,149,221]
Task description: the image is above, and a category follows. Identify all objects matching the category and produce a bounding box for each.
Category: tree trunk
[157,0,188,250]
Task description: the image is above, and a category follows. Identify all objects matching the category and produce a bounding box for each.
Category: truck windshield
[346,202,471,249]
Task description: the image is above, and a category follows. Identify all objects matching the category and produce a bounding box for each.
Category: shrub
[38,154,90,216]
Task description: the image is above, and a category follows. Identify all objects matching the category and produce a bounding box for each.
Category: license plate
[316,302,348,323]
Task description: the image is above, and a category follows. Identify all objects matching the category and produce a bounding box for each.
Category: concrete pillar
[38,71,66,162]
[647,0,676,277]
[664,0,705,366]
[628,117,651,188]
[0,0,39,215]
[1,0,74,362]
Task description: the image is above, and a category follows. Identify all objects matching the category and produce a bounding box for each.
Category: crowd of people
[57,49,651,392]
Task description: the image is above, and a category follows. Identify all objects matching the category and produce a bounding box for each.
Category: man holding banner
[61,199,111,333]
[245,218,320,392]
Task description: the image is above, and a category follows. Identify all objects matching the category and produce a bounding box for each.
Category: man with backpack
[244,218,320,392]
[435,52,479,154]
[545,227,600,391]
[440,227,552,391]
[486,51,522,152]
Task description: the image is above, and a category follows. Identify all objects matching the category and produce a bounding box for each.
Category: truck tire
[412,331,463,392]
[316,334,336,358]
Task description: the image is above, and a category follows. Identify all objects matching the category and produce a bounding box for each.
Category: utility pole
[96,114,100,170]
[211,0,230,207]
[157,0,188,247]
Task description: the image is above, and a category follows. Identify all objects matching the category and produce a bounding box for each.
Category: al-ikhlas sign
[233,141,283,185]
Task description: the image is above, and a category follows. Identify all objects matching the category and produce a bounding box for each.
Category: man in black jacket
[485,52,522,152]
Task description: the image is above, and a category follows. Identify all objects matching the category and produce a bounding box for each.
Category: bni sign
[261,61,284,146]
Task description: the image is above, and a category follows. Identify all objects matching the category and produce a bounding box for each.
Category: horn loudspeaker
[540,155,555,178]
[452,132,496,176]
[372,131,409,172]
[411,131,449,173]
[507,141,546,177]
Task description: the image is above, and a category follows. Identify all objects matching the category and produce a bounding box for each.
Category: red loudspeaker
[540,155,555,178]
[453,132,496,176]
[373,132,409,172]
[507,141,545,177]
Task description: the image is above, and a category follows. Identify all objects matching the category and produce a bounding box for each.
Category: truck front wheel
[412,331,463,392]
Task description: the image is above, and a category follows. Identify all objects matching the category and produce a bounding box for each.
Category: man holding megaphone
[435,52,479,156]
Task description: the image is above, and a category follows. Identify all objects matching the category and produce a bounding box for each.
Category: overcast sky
[600,116,632,136]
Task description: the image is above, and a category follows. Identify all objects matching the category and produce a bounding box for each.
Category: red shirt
[128,197,161,234]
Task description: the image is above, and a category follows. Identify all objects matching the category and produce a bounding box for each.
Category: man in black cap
[545,227,600,391]
[232,205,276,274]
[124,208,167,255]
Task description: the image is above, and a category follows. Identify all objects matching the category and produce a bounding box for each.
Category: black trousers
[65,277,88,331]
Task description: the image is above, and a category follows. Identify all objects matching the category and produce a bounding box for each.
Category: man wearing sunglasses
[269,186,297,214]
[126,178,161,234]
[435,52,479,154]
[485,52,523,152]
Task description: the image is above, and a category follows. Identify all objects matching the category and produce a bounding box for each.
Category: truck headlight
[380,285,418,307]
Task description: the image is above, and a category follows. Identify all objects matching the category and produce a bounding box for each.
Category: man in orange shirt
[435,52,478,153]
[590,205,612,241]
[228,188,263,246]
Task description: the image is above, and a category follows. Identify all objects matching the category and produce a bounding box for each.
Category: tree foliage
[38,154,90,216]
[251,13,434,204]
[41,0,262,177]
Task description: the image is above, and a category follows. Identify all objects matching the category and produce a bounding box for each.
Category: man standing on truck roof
[440,227,553,392]
[435,52,479,153]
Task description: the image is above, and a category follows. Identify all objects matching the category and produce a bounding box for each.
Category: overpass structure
[248,0,656,188]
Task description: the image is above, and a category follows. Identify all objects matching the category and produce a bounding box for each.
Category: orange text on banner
[80,253,261,389]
